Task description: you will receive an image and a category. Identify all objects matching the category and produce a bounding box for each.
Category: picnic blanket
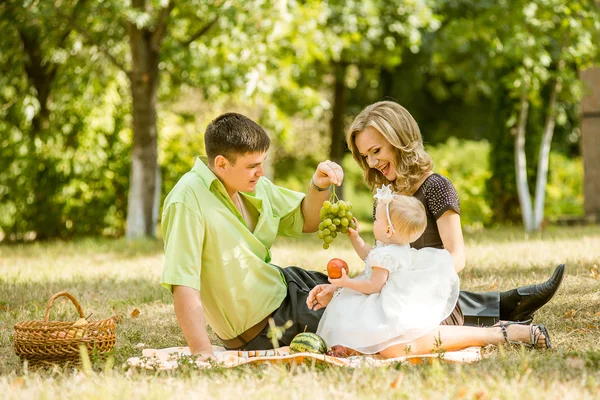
[127,345,482,370]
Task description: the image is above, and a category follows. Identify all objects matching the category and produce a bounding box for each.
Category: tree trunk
[125,1,161,239]
[380,67,394,99]
[533,79,561,229]
[580,67,600,222]
[514,88,535,231]
[18,25,60,240]
[329,62,347,199]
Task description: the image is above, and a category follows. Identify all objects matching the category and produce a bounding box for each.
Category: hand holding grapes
[312,160,344,189]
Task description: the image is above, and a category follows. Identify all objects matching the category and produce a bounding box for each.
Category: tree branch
[514,83,534,231]
[54,10,129,74]
[181,17,218,46]
[151,1,174,51]
[56,0,90,49]
[533,59,565,229]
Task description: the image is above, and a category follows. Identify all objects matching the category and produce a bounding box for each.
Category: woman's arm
[329,267,389,294]
[437,210,466,273]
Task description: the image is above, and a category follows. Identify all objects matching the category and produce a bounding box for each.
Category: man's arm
[302,160,344,233]
[173,285,215,359]
[306,284,338,311]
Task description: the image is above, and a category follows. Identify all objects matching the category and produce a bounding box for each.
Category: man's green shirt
[161,158,306,340]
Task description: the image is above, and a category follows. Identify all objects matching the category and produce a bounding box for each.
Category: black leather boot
[504,264,565,322]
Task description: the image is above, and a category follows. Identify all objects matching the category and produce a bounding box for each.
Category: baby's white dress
[316,243,460,354]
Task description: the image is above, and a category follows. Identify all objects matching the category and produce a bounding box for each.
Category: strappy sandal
[498,321,552,349]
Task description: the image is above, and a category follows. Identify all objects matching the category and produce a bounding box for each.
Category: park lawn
[1,225,600,399]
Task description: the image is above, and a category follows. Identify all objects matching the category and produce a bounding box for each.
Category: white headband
[374,184,395,233]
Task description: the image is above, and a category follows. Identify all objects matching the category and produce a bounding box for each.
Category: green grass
[1,226,600,399]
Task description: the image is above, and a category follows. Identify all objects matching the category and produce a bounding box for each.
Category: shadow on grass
[0,237,164,260]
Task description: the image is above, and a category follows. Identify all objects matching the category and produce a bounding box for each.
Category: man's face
[220,151,267,193]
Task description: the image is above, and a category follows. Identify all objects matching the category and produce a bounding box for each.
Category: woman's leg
[379,324,547,359]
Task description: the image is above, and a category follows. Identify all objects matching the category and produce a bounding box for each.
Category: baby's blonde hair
[384,195,427,243]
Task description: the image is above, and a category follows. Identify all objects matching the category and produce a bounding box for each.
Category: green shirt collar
[192,157,220,189]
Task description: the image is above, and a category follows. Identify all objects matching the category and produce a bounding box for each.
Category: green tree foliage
[427,139,493,229]
[1,0,597,240]
[428,0,599,226]
[269,0,440,199]
[1,0,325,240]
[0,1,131,240]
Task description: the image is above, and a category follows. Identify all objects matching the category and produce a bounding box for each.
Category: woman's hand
[328,268,352,288]
[306,284,337,311]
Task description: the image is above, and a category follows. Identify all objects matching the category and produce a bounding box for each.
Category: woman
[307,101,564,347]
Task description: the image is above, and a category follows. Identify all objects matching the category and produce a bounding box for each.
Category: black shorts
[235,266,329,351]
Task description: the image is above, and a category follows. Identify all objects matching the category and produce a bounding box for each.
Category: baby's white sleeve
[365,247,402,273]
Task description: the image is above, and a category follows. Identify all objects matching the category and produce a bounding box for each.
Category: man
[161,113,341,358]
[161,112,564,357]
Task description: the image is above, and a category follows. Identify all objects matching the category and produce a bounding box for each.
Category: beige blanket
[127,345,481,370]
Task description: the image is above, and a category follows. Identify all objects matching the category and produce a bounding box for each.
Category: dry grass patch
[1,226,599,399]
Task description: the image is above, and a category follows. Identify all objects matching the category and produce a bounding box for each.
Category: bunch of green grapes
[317,191,356,249]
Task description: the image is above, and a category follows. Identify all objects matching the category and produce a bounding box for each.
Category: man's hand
[196,353,217,362]
[306,284,337,311]
[328,268,352,288]
[302,160,345,232]
[312,160,344,189]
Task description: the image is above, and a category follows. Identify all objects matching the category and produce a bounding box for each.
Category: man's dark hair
[204,113,270,164]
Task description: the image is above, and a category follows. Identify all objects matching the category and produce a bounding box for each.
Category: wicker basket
[14,291,116,366]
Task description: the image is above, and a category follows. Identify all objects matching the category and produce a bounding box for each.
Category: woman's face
[354,126,397,181]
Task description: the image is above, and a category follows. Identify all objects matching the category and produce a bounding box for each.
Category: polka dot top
[415,173,460,219]
[372,173,460,250]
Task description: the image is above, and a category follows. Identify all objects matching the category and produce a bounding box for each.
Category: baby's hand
[328,267,351,288]
[346,217,360,239]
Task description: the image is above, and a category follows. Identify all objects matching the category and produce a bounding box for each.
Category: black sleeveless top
[372,173,460,250]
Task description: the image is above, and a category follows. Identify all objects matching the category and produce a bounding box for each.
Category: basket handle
[43,291,85,322]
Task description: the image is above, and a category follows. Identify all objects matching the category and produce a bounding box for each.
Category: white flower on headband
[374,184,396,233]
[374,184,394,204]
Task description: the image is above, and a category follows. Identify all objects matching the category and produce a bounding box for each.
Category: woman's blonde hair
[347,101,433,195]
[386,195,427,243]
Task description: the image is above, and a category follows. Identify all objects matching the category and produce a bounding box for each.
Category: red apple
[327,258,349,279]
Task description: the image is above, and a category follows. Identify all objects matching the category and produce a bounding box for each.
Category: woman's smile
[378,162,391,177]
[355,126,398,181]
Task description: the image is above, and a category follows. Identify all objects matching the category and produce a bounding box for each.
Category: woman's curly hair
[346,101,433,195]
